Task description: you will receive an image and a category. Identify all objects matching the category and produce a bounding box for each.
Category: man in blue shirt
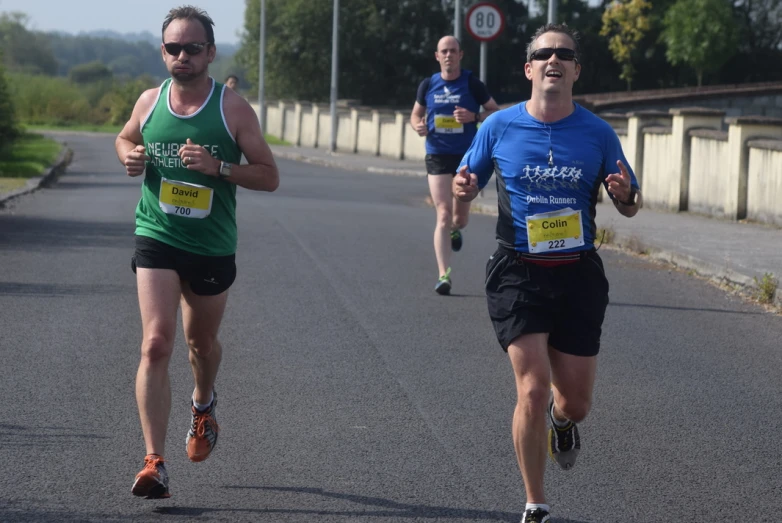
[453,24,642,523]
[410,35,499,295]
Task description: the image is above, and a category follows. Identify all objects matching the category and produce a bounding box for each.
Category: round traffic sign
[466,2,505,42]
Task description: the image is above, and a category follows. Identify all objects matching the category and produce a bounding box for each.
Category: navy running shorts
[425,154,463,176]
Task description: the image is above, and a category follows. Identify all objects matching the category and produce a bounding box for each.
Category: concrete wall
[688,131,730,216]
[253,101,782,225]
[747,141,782,226]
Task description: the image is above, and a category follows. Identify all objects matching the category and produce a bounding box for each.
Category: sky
[0,0,248,45]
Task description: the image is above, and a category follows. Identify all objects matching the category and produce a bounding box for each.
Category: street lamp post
[548,0,557,23]
[329,0,339,153]
[454,0,462,41]
[257,0,266,130]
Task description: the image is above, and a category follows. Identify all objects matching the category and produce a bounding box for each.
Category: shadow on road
[150,485,591,522]
[0,216,130,251]
[609,301,764,315]
[0,281,129,297]
[0,423,109,449]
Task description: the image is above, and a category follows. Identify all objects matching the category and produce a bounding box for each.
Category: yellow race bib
[526,208,585,253]
[434,114,464,134]
[159,178,213,219]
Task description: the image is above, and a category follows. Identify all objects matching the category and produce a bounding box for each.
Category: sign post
[465,2,506,85]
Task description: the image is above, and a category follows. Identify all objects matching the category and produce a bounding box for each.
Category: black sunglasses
[163,42,209,56]
[530,47,577,62]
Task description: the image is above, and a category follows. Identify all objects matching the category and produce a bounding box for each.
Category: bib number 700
[174,206,191,216]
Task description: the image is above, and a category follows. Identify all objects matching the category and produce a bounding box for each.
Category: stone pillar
[350,108,360,153]
[625,110,671,188]
[371,110,381,156]
[312,104,321,148]
[293,103,303,147]
[395,112,405,160]
[726,116,782,219]
[277,101,287,141]
[669,107,726,211]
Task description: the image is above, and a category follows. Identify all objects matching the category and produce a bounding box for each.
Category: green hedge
[7,72,155,127]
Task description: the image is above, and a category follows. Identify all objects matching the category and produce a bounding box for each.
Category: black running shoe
[547,397,580,470]
[450,229,463,252]
[521,508,551,523]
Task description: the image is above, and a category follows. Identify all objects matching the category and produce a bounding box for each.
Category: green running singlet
[136,78,242,256]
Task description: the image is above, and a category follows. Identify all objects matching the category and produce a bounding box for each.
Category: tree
[0,12,58,75]
[600,0,652,91]
[68,61,113,84]
[660,0,738,86]
[0,52,19,155]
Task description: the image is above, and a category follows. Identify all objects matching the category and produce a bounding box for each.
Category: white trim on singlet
[219,84,237,144]
[166,77,215,119]
[139,81,166,132]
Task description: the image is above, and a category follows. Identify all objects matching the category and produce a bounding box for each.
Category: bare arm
[607,160,642,217]
[115,89,157,176]
[410,102,428,136]
[179,90,279,192]
[479,97,501,122]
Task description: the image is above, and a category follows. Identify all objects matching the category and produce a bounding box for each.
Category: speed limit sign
[466,2,505,42]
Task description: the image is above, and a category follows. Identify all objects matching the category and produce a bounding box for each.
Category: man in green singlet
[115,5,279,499]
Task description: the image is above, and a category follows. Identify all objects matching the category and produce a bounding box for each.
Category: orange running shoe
[186,391,219,462]
[131,454,170,499]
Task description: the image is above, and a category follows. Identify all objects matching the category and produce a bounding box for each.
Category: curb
[0,146,74,207]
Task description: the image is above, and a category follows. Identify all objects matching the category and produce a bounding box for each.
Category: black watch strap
[620,187,637,206]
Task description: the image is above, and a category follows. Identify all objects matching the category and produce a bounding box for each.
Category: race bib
[434,114,463,134]
[526,208,585,253]
[159,178,213,219]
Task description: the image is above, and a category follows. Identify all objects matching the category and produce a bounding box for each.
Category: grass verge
[24,123,123,134]
[0,133,63,178]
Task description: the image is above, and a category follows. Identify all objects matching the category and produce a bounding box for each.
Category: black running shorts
[425,154,463,176]
[485,247,609,357]
[131,235,236,296]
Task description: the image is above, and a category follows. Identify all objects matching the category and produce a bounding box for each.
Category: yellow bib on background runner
[159,178,213,219]
[434,115,464,134]
[526,208,585,253]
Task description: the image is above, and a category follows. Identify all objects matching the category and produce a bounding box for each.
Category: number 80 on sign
[466,2,506,42]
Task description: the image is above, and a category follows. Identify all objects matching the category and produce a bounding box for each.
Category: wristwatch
[620,187,637,206]
[219,161,232,180]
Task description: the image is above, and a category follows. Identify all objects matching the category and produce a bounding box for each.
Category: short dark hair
[225,74,238,82]
[526,23,580,63]
[162,5,216,45]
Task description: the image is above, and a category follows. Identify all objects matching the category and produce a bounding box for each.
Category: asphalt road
[1,133,781,522]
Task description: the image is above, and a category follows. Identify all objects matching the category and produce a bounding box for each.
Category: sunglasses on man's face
[163,42,209,56]
[530,47,577,62]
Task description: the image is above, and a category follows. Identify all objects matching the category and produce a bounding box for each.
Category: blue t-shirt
[416,70,490,155]
[460,102,639,253]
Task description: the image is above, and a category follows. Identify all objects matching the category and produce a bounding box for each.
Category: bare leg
[136,268,181,456]
[428,174,455,277]
[508,333,552,504]
[180,283,229,405]
[452,196,471,231]
[548,346,597,424]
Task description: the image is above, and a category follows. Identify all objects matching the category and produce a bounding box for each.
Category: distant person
[115,5,279,499]
[224,74,238,90]
[410,35,499,295]
[453,23,641,523]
